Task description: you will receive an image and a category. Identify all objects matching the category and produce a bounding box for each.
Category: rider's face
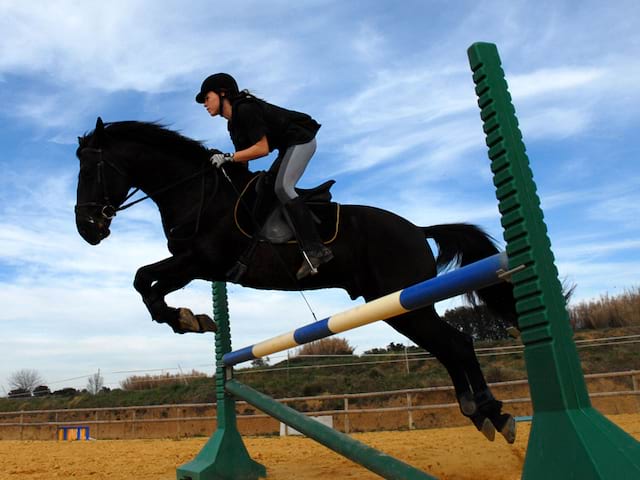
[203,91,221,117]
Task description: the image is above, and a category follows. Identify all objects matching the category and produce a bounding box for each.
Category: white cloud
[508,67,606,100]
[336,67,472,134]
[351,23,387,64]
[1,0,640,395]
[0,1,308,95]
[0,219,167,278]
[586,194,640,229]
[520,106,593,140]
[557,259,640,304]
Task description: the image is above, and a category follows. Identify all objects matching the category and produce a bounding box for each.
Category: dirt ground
[1,413,638,480]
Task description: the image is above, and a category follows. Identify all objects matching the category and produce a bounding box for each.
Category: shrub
[295,337,355,356]
[52,388,78,397]
[8,388,30,399]
[33,385,51,397]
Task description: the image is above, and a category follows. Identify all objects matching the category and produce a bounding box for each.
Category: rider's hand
[210,152,234,168]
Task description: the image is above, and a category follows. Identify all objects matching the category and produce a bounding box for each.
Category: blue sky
[1,0,639,394]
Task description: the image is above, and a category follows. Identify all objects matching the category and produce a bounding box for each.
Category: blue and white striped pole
[223,252,509,366]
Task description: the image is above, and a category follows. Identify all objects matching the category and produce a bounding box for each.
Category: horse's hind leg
[432,320,516,444]
[434,324,516,444]
[387,307,515,443]
[386,310,479,421]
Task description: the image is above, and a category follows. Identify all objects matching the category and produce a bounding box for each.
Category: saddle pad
[234,184,340,245]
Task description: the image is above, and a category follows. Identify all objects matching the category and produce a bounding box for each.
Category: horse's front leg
[133,254,215,334]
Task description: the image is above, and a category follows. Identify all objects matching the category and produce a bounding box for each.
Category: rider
[195,73,333,280]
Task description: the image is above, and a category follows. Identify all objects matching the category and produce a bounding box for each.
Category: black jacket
[228,94,321,153]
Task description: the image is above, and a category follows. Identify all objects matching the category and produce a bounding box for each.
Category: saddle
[228,172,340,281]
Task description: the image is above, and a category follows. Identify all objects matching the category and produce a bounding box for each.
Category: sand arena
[2,413,638,480]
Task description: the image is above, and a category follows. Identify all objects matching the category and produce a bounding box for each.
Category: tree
[251,357,270,368]
[561,277,577,304]
[443,305,511,341]
[384,342,408,352]
[9,369,44,394]
[87,369,104,395]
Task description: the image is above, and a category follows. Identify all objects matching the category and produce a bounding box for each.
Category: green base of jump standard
[176,411,266,480]
[176,282,267,480]
[467,41,640,480]
[524,407,640,480]
[226,379,436,480]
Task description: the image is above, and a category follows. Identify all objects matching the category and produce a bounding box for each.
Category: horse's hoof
[479,418,496,442]
[177,308,216,333]
[195,314,217,333]
[500,415,516,444]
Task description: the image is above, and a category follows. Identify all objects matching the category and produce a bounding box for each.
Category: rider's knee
[274,183,295,204]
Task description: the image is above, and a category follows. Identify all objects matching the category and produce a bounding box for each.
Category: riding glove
[210,152,234,168]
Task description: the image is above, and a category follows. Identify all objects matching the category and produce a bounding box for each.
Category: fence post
[404,347,410,374]
[343,397,350,433]
[407,393,414,430]
[176,406,180,438]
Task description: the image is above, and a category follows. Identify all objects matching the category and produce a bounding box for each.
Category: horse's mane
[78,121,210,161]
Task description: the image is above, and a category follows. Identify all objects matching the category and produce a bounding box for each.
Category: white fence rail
[1,370,638,439]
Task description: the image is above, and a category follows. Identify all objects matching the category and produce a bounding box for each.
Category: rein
[75,147,216,221]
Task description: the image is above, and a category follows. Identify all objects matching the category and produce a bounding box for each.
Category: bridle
[74,147,218,227]
[74,147,143,220]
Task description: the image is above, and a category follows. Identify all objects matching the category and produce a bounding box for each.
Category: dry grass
[120,370,208,391]
[569,287,640,329]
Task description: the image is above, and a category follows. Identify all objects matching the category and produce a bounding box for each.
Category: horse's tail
[421,223,518,325]
[421,223,499,270]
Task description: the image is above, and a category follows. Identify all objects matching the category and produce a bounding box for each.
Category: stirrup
[302,251,319,276]
[296,247,334,280]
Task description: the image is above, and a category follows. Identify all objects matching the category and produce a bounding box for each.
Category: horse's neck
[129,149,211,223]
[129,151,256,237]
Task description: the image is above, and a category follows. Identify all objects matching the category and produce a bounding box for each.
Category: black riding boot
[284,197,334,279]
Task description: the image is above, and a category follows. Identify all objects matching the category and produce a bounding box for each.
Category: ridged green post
[468,42,640,480]
[177,282,266,480]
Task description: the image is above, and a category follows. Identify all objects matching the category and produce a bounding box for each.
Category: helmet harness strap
[218,90,226,117]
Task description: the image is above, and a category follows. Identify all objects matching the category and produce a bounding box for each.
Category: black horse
[75,117,518,443]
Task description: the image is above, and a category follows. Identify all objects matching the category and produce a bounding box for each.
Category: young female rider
[195,73,333,279]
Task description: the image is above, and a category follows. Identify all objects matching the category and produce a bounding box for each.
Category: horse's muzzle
[75,213,111,245]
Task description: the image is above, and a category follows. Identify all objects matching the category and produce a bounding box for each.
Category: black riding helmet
[195,73,240,104]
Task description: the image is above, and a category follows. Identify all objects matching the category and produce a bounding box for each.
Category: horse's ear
[94,117,105,146]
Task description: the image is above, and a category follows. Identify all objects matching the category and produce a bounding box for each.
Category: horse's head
[75,117,132,245]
